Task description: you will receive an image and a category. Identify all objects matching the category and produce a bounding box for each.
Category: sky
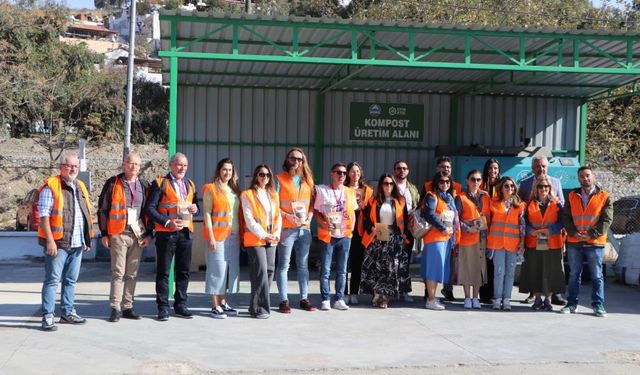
[63,0,633,11]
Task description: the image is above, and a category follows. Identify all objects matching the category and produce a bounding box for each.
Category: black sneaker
[531,298,543,311]
[60,310,87,324]
[551,293,567,306]
[523,294,536,304]
[543,299,553,312]
[278,300,292,314]
[211,306,227,319]
[440,289,455,302]
[122,308,141,320]
[174,307,194,319]
[221,303,238,317]
[42,313,58,331]
[157,310,170,321]
[108,308,121,322]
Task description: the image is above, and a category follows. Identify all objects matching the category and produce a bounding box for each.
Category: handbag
[408,208,430,239]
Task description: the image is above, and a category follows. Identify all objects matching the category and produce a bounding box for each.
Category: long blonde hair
[531,175,559,203]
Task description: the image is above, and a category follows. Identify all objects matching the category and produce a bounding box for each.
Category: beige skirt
[456,240,487,286]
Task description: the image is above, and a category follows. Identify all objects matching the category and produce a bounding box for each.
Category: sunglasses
[439,180,451,184]
[382,181,394,186]
[503,184,515,189]
[333,170,347,176]
[537,185,551,189]
[470,177,482,182]
[395,166,408,171]
[288,156,303,162]
[258,172,271,178]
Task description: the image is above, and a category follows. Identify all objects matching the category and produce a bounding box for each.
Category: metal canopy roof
[159,9,640,98]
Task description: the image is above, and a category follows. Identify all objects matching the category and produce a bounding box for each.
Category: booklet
[375,223,390,242]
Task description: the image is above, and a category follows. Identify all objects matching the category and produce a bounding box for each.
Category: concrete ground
[1,261,639,375]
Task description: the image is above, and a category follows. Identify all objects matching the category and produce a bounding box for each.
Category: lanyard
[331,186,344,212]
[125,179,137,207]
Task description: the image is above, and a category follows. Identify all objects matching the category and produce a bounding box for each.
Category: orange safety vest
[422,192,456,244]
[154,177,195,233]
[201,183,234,242]
[487,198,524,252]
[361,198,408,248]
[38,176,95,240]
[566,190,609,245]
[276,172,312,229]
[106,176,127,235]
[317,186,357,244]
[424,180,462,198]
[525,200,563,249]
[241,188,281,247]
[458,190,490,247]
[356,185,374,236]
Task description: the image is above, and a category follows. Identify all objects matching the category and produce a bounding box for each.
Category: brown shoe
[278,300,292,314]
[299,299,317,312]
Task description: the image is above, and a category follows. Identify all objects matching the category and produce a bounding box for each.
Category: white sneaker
[503,299,512,311]
[350,295,359,305]
[463,298,472,309]
[333,299,349,311]
[320,300,331,311]
[400,294,414,303]
[472,298,481,309]
[425,299,445,310]
[492,299,502,310]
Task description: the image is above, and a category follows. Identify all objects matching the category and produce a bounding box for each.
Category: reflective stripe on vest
[487,198,523,252]
[276,172,312,229]
[38,176,95,240]
[524,200,563,249]
[106,176,127,235]
[201,183,233,242]
[566,190,608,245]
[317,187,356,244]
[458,191,490,247]
[241,189,280,247]
[422,192,454,244]
[361,198,407,248]
[154,177,195,232]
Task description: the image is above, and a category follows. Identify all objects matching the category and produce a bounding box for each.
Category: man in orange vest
[421,156,462,302]
[145,152,199,321]
[98,152,152,322]
[560,166,612,317]
[39,151,94,331]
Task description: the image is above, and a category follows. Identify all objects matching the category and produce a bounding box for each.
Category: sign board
[349,102,424,142]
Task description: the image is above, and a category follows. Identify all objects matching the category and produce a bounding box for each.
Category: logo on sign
[368,104,382,117]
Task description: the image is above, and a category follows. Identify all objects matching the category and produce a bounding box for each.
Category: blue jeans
[320,237,351,302]
[276,228,312,301]
[567,245,605,307]
[42,246,83,316]
[492,250,517,301]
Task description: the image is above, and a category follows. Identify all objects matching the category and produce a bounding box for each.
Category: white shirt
[314,184,357,238]
[241,188,282,240]
[395,181,413,211]
[379,199,394,225]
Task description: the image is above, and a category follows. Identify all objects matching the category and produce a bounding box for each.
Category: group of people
[37,149,612,331]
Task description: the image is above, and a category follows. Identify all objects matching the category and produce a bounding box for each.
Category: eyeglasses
[125,162,140,167]
[470,178,482,182]
[439,180,451,185]
[537,185,551,189]
[288,156,303,163]
[61,164,79,169]
[395,166,408,171]
[258,172,271,178]
[382,181,394,186]
[333,170,347,176]
[503,184,515,189]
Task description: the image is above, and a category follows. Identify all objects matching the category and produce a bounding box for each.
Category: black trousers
[479,257,495,301]
[346,229,365,295]
[155,229,192,311]
[247,246,276,316]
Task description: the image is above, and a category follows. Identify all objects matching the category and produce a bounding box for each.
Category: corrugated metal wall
[175,87,581,191]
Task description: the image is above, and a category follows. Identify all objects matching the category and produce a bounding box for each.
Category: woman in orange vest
[479,158,502,304]
[344,161,373,306]
[359,174,409,309]
[420,171,458,311]
[240,165,282,319]
[487,176,525,311]
[519,176,565,311]
[455,170,490,309]
[201,158,241,319]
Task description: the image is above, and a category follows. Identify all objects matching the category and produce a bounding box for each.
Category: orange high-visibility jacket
[241,188,281,247]
[487,198,524,252]
[566,190,609,245]
[361,198,409,248]
[201,183,234,242]
[153,177,195,233]
[38,176,94,241]
[276,172,312,229]
[457,190,490,247]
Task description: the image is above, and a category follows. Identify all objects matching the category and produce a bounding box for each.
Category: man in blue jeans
[560,166,612,317]
[38,152,94,331]
[313,163,357,311]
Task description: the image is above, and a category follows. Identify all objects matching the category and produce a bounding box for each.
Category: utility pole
[245,0,251,13]
[123,0,137,160]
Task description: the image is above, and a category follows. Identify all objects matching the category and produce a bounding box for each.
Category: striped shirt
[38,181,85,248]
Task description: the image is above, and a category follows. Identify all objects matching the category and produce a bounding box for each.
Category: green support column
[167,22,178,299]
[579,100,588,165]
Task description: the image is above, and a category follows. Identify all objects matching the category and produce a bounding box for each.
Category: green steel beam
[319,31,372,93]
[157,50,640,74]
[174,139,437,151]
[161,36,632,60]
[579,101,587,165]
[158,14,640,41]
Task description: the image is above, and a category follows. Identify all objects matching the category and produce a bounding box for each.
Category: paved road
[0,262,639,375]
